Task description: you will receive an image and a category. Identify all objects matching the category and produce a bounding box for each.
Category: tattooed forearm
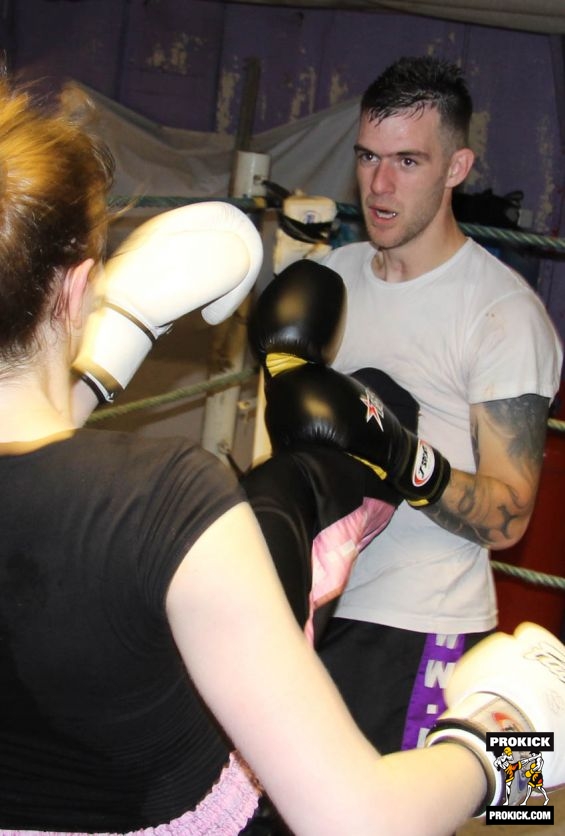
[426,486,523,547]
[424,394,550,548]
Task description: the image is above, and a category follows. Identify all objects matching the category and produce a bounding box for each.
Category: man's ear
[446,147,475,189]
[64,258,95,329]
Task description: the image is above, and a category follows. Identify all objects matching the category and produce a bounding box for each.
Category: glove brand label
[412,440,435,487]
[524,638,565,684]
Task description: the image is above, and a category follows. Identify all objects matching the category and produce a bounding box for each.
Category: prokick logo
[485,731,555,826]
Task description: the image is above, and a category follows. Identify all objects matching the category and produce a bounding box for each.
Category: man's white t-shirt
[322,238,563,634]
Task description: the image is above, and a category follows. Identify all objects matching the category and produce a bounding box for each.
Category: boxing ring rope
[86,365,565,436]
[110,195,565,254]
[86,367,258,423]
[491,561,565,591]
[85,364,565,596]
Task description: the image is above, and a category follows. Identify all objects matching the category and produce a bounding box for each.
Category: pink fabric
[0,751,262,836]
[304,496,395,644]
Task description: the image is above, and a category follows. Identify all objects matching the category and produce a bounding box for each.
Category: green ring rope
[86,367,258,423]
[109,195,565,254]
[491,561,565,591]
[86,364,565,595]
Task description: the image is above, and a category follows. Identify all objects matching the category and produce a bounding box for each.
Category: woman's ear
[64,258,96,329]
[446,147,475,189]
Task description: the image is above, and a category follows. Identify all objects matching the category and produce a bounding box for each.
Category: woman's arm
[166,502,486,836]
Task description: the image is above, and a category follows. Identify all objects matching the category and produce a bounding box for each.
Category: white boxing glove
[425,623,565,813]
[72,201,263,403]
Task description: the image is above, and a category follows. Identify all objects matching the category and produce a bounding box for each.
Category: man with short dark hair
[317,55,563,755]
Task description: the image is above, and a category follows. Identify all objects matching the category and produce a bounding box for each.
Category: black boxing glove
[264,363,451,507]
[248,259,346,377]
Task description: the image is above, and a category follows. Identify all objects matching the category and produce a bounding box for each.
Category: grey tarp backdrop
[83,82,360,205]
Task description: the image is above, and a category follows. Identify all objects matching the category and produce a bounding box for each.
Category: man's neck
[371,220,467,283]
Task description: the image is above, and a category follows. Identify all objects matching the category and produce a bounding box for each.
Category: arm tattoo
[428,489,521,547]
[426,394,550,546]
[482,394,548,463]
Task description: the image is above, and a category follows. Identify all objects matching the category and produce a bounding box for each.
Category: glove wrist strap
[392,437,451,507]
